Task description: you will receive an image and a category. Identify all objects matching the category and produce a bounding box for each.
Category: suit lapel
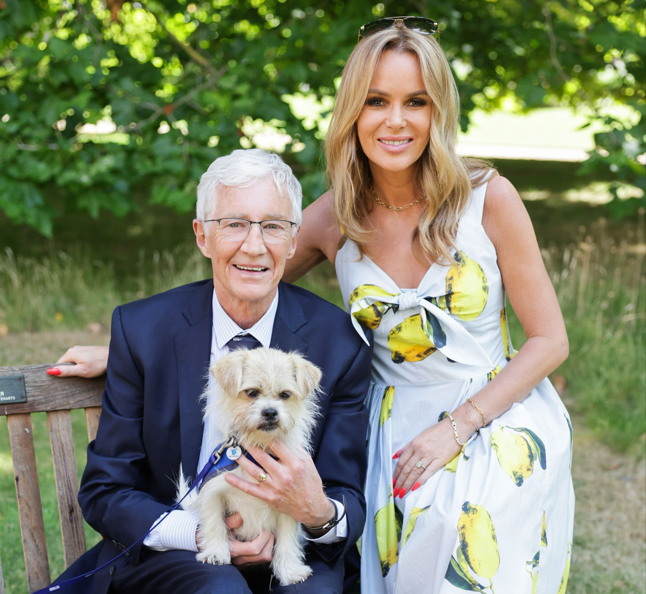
[175,280,214,481]
[270,283,308,355]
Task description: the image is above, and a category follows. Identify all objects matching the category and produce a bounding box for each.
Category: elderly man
[57,149,371,594]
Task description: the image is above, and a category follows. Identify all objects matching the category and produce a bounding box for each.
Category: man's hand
[47,346,109,378]
[196,513,274,567]
[224,440,335,530]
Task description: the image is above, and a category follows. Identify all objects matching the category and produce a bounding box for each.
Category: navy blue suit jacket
[75,279,372,592]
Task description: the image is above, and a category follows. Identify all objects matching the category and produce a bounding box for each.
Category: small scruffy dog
[178,347,322,586]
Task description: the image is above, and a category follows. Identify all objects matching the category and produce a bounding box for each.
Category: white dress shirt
[144,288,346,551]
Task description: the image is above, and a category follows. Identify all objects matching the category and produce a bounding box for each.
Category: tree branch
[142,3,218,75]
[134,66,227,130]
[543,5,595,106]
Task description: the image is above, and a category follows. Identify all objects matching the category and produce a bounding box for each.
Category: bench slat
[0,365,104,416]
[47,410,87,568]
[7,413,51,592]
[85,406,102,443]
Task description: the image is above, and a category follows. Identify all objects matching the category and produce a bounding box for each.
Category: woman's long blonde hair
[325,23,492,265]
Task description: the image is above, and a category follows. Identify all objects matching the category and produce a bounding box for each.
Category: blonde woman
[53,17,575,594]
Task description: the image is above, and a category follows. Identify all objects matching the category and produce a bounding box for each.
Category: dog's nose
[261,408,278,422]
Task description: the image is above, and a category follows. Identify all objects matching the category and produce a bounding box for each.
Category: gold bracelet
[467,398,487,428]
[446,412,466,447]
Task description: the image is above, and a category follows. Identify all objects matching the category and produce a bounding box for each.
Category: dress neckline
[345,242,448,293]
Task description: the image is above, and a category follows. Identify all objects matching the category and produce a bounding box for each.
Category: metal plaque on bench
[0,375,27,404]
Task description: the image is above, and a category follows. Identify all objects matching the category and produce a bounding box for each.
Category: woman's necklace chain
[369,184,424,211]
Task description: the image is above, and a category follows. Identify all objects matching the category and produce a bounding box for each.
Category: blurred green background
[0,1,645,593]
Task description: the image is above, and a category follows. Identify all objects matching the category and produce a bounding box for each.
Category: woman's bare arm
[453,174,569,435]
[283,191,342,283]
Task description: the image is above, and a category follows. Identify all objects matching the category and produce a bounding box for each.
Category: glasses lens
[260,220,292,241]
[218,218,250,240]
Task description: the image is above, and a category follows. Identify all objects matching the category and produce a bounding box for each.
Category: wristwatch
[302,495,347,531]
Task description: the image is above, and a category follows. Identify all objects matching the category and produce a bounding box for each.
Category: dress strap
[465,169,498,226]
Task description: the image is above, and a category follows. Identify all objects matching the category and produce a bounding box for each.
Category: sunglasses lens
[403,17,438,35]
[358,20,395,40]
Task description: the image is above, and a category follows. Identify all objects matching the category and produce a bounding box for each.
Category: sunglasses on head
[357,16,439,42]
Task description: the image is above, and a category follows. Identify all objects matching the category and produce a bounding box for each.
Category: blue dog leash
[36,436,242,593]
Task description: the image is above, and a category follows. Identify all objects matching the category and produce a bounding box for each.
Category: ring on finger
[258,472,267,483]
[416,460,428,471]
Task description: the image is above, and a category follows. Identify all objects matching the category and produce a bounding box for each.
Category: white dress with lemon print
[335,175,575,594]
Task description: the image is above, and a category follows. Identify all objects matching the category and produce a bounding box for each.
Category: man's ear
[194,219,211,258]
[211,350,248,395]
[286,226,298,260]
[290,354,322,398]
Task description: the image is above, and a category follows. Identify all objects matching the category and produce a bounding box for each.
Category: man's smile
[233,264,269,272]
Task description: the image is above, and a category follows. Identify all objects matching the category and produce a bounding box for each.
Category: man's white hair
[196,149,303,228]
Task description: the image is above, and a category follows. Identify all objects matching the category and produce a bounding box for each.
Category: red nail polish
[399,488,407,498]
[47,368,61,376]
[393,487,400,498]
[412,482,421,492]
[393,478,397,487]
[392,450,401,460]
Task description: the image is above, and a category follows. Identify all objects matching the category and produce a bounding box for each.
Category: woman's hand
[393,407,478,497]
[47,346,109,378]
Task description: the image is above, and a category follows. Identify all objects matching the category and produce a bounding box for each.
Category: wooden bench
[0,364,105,594]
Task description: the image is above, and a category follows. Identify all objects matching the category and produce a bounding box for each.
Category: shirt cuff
[143,510,200,552]
[302,499,348,544]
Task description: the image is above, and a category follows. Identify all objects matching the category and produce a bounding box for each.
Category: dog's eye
[279,391,291,400]
[246,389,259,398]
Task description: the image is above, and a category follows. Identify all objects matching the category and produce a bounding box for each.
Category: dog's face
[210,347,321,449]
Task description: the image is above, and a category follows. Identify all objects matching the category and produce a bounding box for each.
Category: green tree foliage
[0,0,643,235]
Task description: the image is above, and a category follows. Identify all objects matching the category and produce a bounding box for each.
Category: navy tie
[226,334,262,351]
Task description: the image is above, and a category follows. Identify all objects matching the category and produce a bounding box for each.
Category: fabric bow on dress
[349,285,493,370]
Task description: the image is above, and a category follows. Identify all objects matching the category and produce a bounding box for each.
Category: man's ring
[416,461,428,471]
[258,472,267,483]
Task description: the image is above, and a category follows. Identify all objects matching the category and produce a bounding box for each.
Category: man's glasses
[203,218,296,243]
[357,16,439,42]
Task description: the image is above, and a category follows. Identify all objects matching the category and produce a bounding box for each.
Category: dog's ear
[290,355,322,398]
[211,350,248,395]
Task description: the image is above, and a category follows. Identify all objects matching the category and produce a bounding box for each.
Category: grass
[509,214,646,454]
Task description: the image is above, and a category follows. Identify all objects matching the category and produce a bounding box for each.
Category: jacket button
[109,565,116,576]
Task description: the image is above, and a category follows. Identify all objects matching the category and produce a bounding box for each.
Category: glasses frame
[357,16,439,42]
[203,217,297,243]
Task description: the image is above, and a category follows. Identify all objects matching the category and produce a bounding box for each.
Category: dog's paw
[274,563,313,586]
[196,549,231,566]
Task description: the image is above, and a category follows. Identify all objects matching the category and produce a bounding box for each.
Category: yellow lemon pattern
[487,365,503,382]
[557,543,571,594]
[379,386,395,426]
[491,426,547,487]
[446,502,500,591]
[401,505,431,548]
[374,487,403,577]
[525,512,547,594]
[349,284,398,330]
[387,314,437,364]
[437,251,489,321]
